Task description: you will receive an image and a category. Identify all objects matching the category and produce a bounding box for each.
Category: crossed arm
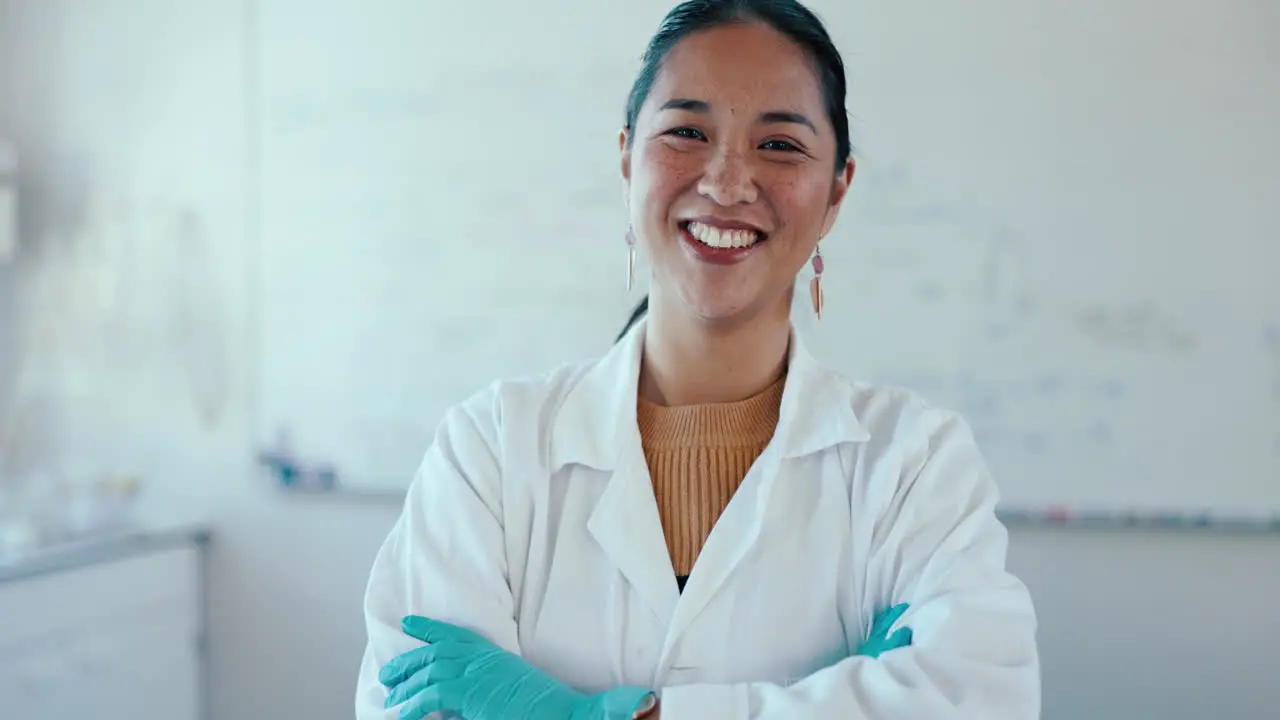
[356,403,1040,719]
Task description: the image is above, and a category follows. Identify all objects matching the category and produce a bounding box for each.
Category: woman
[357,1,1040,718]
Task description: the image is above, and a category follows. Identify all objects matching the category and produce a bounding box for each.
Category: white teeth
[687,221,761,249]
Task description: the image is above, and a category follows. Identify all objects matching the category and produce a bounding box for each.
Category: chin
[681,293,764,325]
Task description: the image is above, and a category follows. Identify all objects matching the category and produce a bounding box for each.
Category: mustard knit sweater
[637,375,785,588]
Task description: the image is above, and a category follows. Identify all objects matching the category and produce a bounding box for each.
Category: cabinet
[0,528,207,720]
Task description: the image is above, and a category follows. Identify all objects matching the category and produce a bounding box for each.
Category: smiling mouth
[681,220,767,249]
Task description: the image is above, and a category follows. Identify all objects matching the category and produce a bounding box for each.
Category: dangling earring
[625,228,637,292]
[810,244,825,319]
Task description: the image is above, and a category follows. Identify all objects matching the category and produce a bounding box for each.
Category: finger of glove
[384,658,470,708]
[396,679,470,720]
[886,626,913,650]
[594,687,658,719]
[873,603,910,634]
[379,641,474,686]
[401,615,489,646]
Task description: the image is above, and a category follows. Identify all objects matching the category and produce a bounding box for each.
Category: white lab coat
[356,320,1040,719]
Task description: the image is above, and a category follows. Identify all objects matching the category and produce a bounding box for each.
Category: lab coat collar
[550,316,870,473]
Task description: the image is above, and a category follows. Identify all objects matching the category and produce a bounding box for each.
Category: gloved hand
[381,615,655,720]
[856,602,913,658]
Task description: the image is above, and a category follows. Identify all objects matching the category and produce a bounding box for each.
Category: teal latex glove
[856,602,914,658]
[381,616,655,720]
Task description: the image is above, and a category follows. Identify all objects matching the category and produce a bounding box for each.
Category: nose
[697,147,758,206]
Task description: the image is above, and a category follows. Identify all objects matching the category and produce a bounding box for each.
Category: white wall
[0,0,19,444]
[0,3,401,719]
[0,2,1276,719]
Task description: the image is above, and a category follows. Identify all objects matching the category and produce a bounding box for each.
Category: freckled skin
[620,22,854,326]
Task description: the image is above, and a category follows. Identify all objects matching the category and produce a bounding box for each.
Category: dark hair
[617,1,851,341]
[623,0,851,171]
[616,295,650,342]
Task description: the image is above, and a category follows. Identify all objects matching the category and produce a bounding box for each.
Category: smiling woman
[621,14,850,342]
[357,2,1041,719]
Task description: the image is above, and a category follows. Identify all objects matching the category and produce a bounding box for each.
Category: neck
[638,292,791,407]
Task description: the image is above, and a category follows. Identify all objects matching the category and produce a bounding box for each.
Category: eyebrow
[658,98,816,134]
[760,110,816,134]
[660,98,711,113]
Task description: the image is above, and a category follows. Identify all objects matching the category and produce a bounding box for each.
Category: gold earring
[626,228,637,292]
[810,244,825,319]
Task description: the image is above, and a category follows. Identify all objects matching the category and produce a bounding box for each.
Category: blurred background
[0,1,1277,718]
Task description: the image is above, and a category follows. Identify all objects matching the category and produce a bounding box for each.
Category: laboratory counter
[0,523,210,720]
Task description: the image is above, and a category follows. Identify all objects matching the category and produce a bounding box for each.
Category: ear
[819,156,856,239]
[619,128,633,184]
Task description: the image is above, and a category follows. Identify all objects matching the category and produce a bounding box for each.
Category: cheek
[770,176,833,232]
[636,146,702,210]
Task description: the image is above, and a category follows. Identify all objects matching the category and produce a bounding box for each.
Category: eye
[761,139,801,152]
[666,126,706,141]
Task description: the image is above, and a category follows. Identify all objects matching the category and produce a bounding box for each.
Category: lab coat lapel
[657,333,870,668]
[658,440,780,670]
[586,442,680,625]
[552,320,679,624]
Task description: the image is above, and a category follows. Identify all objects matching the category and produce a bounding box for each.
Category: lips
[683,220,765,249]
[678,219,768,266]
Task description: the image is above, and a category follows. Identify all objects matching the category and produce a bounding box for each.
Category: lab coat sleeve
[658,409,1040,720]
[354,392,519,719]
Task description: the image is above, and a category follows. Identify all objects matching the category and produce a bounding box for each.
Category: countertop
[0,523,210,583]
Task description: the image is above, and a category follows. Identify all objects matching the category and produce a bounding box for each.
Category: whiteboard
[253,0,1280,513]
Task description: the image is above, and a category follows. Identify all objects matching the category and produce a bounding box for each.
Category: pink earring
[626,228,637,292]
[810,244,825,319]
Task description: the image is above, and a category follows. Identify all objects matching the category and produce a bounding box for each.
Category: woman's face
[621,22,853,325]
